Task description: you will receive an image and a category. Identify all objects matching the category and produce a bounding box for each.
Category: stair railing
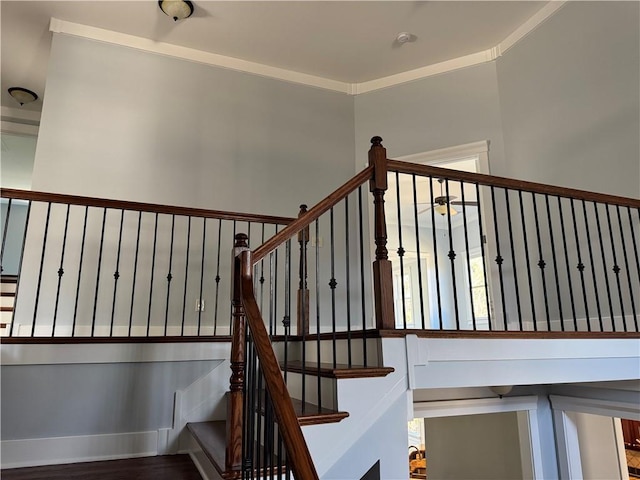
[0,188,292,339]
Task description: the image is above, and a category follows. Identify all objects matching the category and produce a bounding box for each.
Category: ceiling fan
[417,178,479,216]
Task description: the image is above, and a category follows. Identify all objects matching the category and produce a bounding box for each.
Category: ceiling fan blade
[450,201,479,206]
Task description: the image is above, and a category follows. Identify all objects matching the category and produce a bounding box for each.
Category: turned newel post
[369,136,395,330]
[227,233,249,471]
[297,205,310,335]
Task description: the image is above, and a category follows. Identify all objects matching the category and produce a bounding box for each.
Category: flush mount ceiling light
[8,87,38,106]
[158,0,194,21]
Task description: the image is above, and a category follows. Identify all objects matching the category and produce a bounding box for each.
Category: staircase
[186,335,395,479]
[1,274,17,334]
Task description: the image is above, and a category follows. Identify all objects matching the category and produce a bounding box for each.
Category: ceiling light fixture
[158,0,194,21]
[8,87,38,106]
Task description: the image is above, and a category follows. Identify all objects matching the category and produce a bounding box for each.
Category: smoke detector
[396,32,412,45]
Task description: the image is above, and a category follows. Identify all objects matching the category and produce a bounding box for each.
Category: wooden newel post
[226,233,250,472]
[369,136,395,330]
[297,204,310,335]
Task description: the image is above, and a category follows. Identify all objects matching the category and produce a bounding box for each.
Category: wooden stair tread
[1,306,14,312]
[0,275,18,284]
[292,397,349,425]
[1,292,16,297]
[283,360,394,379]
[187,421,231,479]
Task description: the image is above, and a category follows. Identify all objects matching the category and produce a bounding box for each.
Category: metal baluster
[475,184,492,330]
[545,195,564,331]
[490,187,507,331]
[213,219,223,336]
[128,212,142,336]
[593,202,615,330]
[181,217,191,336]
[197,218,206,335]
[617,205,637,332]
[259,224,266,312]
[518,191,537,330]
[358,186,368,366]
[315,219,321,408]
[429,176,443,329]
[31,202,52,336]
[283,239,291,385]
[0,198,12,273]
[605,204,624,332]
[256,366,264,476]
[8,200,31,336]
[269,250,275,337]
[145,213,159,337]
[461,182,476,330]
[90,208,108,337]
[412,175,426,329]
[52,204,71,336]
[164,215,175,336]
[582,200,602,331]
[72,206,89,337]
[571,200,590,330]
[395,172,407,328]
[532,194,551,331]
[345,196,352,365]
[626,207,640,332]
[444,180,459,329]
[503,189,522,331]
[274,227,279,336]
[329,207,337,367]
[558,198,578,330]
[109,210,125,337]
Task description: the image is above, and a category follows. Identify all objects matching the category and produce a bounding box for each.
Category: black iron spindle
[52,204,71,336]
[605,204,624,332]
[181,216,191,336]
[557,198,578,330]
[128,211,143,336]
[146,212,159,337]
[429,177,443,329]
[545,195,564,331]
[570,199,590,330]
[581,200,602,331]
[269,250,275,337]
[531,194,551,331]
[315,218,322,407]
[411,175,426,329]
[358,186,368,366]
[475,184,492,329]
[259,224,266,312]
[395,172,407,328]
[213,219,223,336]
[283,239,291,385]
[164,214,175,336]
[593,202,615,330]
[503,189,522,331]
[329,207,337,367]
[110,210,125,337]
[8,200,31,336]
[460,182,476,330]
[0,198,12,272]
[617,205,637,332]
[31,202,52,336]
[490,187,507,331]
[444,180,460,329]
[518,191,537,330]
[72,206,89,337]
[90,208,108,337]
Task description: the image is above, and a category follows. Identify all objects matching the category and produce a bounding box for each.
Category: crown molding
[1,106,41,124]
[49,3,566,97]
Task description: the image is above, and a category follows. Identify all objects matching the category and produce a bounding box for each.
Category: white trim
[613,418,631,480]
[0,342,231,365]
[498,2,567,55]
[549,395,640,420]
[48,3,565,96]
[0,107,41,124]
[553,410,584,480]
[0,431,158,469]
[394,140,489,165]
[0,121,39,137]
[413,395,539,418]
[49,18,352,95]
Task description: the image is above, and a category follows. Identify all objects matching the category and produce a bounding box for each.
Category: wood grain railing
[0,188,293,339]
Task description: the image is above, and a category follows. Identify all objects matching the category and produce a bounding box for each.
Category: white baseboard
[1,430,159,469]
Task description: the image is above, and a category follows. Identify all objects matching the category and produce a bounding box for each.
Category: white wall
[33,34,356,218]
[424,411,523,480]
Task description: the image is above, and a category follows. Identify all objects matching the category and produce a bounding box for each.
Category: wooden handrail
[0,188,294,225]
[387,160,640,208]
[252,166,374,263]
[238,249,319,480]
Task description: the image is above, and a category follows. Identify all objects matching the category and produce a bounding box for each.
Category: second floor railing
[0,189,292,338]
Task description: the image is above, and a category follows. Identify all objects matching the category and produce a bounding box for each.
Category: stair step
[1,291,16,297]
[283,361,394,379]
[0,275,18,284]
[1,306,14,312]
[187,421,234,479]
[258,392,349,426]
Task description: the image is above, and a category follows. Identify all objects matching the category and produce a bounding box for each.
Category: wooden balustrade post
[369,136,396,330]
[226,233,250,472]
[297,204,310,335]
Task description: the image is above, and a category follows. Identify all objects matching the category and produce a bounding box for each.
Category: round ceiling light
[158,0,194,21]
[8,87,38,106]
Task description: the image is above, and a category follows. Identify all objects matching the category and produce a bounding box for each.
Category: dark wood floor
[0,455,202,480]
